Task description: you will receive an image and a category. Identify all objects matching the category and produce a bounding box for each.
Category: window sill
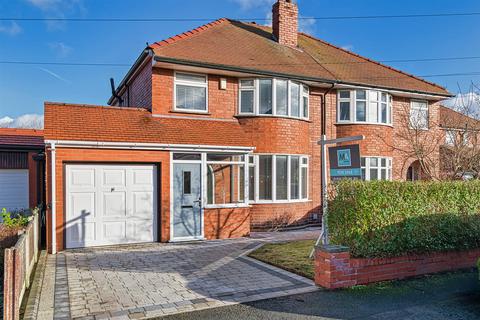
[170,109,211,115]
[204,204,249,209]
[335,121,393,128]
[250,199,311,205]
[235,114,311,123]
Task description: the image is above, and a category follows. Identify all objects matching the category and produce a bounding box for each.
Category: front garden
[249,180,480,287]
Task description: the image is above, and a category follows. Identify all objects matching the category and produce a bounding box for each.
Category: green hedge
[328,180,480,258]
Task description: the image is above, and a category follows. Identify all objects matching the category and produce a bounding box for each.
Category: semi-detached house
[44,0,453,253]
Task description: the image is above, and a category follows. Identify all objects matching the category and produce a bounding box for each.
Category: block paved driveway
[32,229,319,319]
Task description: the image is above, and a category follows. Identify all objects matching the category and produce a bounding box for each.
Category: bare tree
[439,83,480,180]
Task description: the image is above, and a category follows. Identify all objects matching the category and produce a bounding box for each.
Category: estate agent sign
[328,144,362,181]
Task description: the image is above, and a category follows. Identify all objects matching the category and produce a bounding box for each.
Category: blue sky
[0,0,479,126]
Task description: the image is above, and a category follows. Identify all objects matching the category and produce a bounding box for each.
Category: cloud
[0,22,22,36]
[443,92,480,117]
[341,44,354,51]
[49,42,72,57]
[37,67,71,83]
[299,16,316,34]
[0,114,44,129]
[26,0,86,30]
[231,0,273,10]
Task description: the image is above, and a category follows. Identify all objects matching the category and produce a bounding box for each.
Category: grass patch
[248,240,315,279]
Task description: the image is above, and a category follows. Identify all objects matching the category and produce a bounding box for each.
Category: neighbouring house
[44,0,455,252]
[438,105,480,179]
[0,128,45,211]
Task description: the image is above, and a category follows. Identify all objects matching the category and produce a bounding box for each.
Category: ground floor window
[249,154,309,203]
[361,157,392,181]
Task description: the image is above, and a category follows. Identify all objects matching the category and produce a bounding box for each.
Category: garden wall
[3,213,40,320]
[315,244,480,289]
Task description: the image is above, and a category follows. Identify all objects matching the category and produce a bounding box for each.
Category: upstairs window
[410,100,429,130]
[445,130,456,145]
[239,78,309,120]
[337,89,392,125]
[174,72,208,112]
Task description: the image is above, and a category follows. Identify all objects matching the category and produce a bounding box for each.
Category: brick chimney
[272,0,299,48]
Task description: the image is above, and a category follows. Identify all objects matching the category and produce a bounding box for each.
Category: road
[161,270,480,320]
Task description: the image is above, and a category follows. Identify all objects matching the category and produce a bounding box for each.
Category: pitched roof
[0,128,44,149]
[149,19,450,97]
[44,103,251,147]
[439,105,480,129]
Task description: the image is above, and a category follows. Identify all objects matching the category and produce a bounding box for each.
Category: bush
[328,180,480,258]
[1,208,30,229]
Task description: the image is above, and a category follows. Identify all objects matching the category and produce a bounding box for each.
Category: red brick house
[0,128,44,211]
[44,0,453,253]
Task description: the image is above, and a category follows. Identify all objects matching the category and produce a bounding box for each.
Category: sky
[0,0,480,128]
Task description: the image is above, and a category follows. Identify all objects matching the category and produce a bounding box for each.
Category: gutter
[153,55,453,99]
[44,140,255,153]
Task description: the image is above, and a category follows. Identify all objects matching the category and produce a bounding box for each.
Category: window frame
[250,154,309,204]
[238,78,310,120]
[173,71,209,113]
[361,156,393,181]
[337,89,393,125]
[409,99,429,130]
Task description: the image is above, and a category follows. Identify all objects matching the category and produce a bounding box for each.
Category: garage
[65,164,158,248]
[0,169,29,210]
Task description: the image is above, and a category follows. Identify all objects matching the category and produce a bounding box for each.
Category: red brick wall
[118,57,152,109]
[315,245,480,289]
[204,207,250,239]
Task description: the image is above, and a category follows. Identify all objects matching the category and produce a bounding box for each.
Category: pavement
[162,270,480,320]
[25,228,320,320]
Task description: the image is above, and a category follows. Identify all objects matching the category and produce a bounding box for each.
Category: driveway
[29,229,319,319]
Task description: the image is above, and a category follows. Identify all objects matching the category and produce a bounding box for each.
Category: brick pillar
[314,244,355,289]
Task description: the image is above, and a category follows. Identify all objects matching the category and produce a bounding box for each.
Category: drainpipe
[51,142,56,255]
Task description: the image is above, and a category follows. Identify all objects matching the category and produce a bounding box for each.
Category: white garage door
[0,169,29,211]
[65,164,157,248]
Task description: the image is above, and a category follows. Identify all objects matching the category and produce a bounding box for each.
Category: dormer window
[174,72,208,112]
[239,78,309,120]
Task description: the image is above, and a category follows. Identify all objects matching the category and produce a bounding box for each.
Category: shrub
[1,208,30,229]
[328,180,480,258]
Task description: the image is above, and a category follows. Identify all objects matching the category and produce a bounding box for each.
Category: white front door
[172,163,203,241]
[65,164,157,248]
[0,169,29,211]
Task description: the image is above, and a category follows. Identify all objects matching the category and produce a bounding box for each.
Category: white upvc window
[251,154,309,203]
[361,157,392,181]
[174,72,208,112]
[337,89,392,125]
[409,100,429,130]
[239,78,309,120]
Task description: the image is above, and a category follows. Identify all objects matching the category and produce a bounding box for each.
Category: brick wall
[314,245,480,289]
[204,207,250,239]
[118,57,152,109]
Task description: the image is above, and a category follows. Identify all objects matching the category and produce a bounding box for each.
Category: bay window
[174,72,208,112]
[252,154,309,202]
[361,157,392,181]
[337,89,392,125]
[239,78,309,119]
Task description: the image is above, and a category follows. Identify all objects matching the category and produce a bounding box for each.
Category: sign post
[309,135,364,258]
